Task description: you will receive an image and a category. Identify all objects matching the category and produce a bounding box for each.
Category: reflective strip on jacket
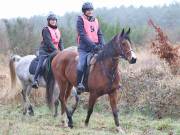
[48,26,61,49]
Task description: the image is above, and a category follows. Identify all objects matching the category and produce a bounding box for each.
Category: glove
[51,50,58,57]
[92,45,99,53]
[59,47,63,51]
[98,44,103,50]
[35,50,39,56]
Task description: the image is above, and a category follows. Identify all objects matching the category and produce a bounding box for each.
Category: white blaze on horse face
[131,51,137,59]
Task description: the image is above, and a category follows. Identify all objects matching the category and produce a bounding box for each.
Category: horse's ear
[114,34,120,42]
[126,28,131,35]
[120,28,125,37]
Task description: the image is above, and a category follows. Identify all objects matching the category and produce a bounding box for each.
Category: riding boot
[32,63,41,89]
[32,72,39,89]
[32,54,47,89]
[76,70,85,94]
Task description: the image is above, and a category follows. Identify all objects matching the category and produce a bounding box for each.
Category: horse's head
[112,28,137,64]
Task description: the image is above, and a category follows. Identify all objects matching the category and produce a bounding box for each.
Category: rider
[32,13,64,89]
[76,2,105,93]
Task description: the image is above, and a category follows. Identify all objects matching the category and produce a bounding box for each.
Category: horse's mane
[96,36,116,62]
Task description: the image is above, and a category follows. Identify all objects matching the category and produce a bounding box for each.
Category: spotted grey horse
[9,54,79,119]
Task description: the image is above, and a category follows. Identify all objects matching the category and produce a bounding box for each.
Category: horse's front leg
[108,90,125,134]
[85,93,97,126]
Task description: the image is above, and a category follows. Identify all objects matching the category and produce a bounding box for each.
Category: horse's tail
[46,56,56,109]
[9,55,19,88]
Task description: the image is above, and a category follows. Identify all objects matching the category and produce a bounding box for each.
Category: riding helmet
[82,2,94,13]
[47,13,57,21]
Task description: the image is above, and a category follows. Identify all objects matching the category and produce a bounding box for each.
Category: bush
[119,49,180,118]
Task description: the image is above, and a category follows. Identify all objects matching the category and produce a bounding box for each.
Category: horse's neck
[97,43,119,70]
[100,57,119,72]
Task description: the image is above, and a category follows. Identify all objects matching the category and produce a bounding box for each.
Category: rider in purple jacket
[76,2,105,94]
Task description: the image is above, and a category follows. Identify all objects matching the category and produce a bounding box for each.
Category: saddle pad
[87,53,94,66]
[29,57,39,74]
[29,52,57,75]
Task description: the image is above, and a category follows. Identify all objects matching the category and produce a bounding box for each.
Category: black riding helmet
[47,14,57,21]
[82,2,94,13]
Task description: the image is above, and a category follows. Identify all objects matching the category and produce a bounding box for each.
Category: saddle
[82,53,97,90]
[29,52,57,79]
[29,56,47,75]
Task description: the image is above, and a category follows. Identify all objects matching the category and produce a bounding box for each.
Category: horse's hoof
[28,108,34,116]
[27,105,34,116]
[68,124,73,129]
[85,122,88,127]
[116,126,125,134]
[28,110,34,116]
[77,91,81,95]
[68,122,73,129]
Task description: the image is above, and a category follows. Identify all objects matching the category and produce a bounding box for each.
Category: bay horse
[46,28,137,133]
[9,54,78,117]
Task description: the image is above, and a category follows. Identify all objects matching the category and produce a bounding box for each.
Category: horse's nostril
[130,57,136,64]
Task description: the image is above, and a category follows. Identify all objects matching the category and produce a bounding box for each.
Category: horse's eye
[121,40,126,45]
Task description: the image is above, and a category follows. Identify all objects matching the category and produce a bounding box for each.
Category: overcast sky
[0,0,179,19]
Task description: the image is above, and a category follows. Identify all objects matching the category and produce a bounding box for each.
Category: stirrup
[77,83,85,94]
[32,80,39,89]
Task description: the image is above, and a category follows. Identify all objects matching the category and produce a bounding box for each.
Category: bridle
[100,38,134,92]
[118,39,134,60]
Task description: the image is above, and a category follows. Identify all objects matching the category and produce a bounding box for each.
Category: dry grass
[0,54,15,103]
[119,49,180,118]
[0,54,45,105]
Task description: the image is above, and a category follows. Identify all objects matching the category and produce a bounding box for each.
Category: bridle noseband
[118,40,134,60]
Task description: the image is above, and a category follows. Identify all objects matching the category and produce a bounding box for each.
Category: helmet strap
[48,22,57,29]
[84,13,94,21]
